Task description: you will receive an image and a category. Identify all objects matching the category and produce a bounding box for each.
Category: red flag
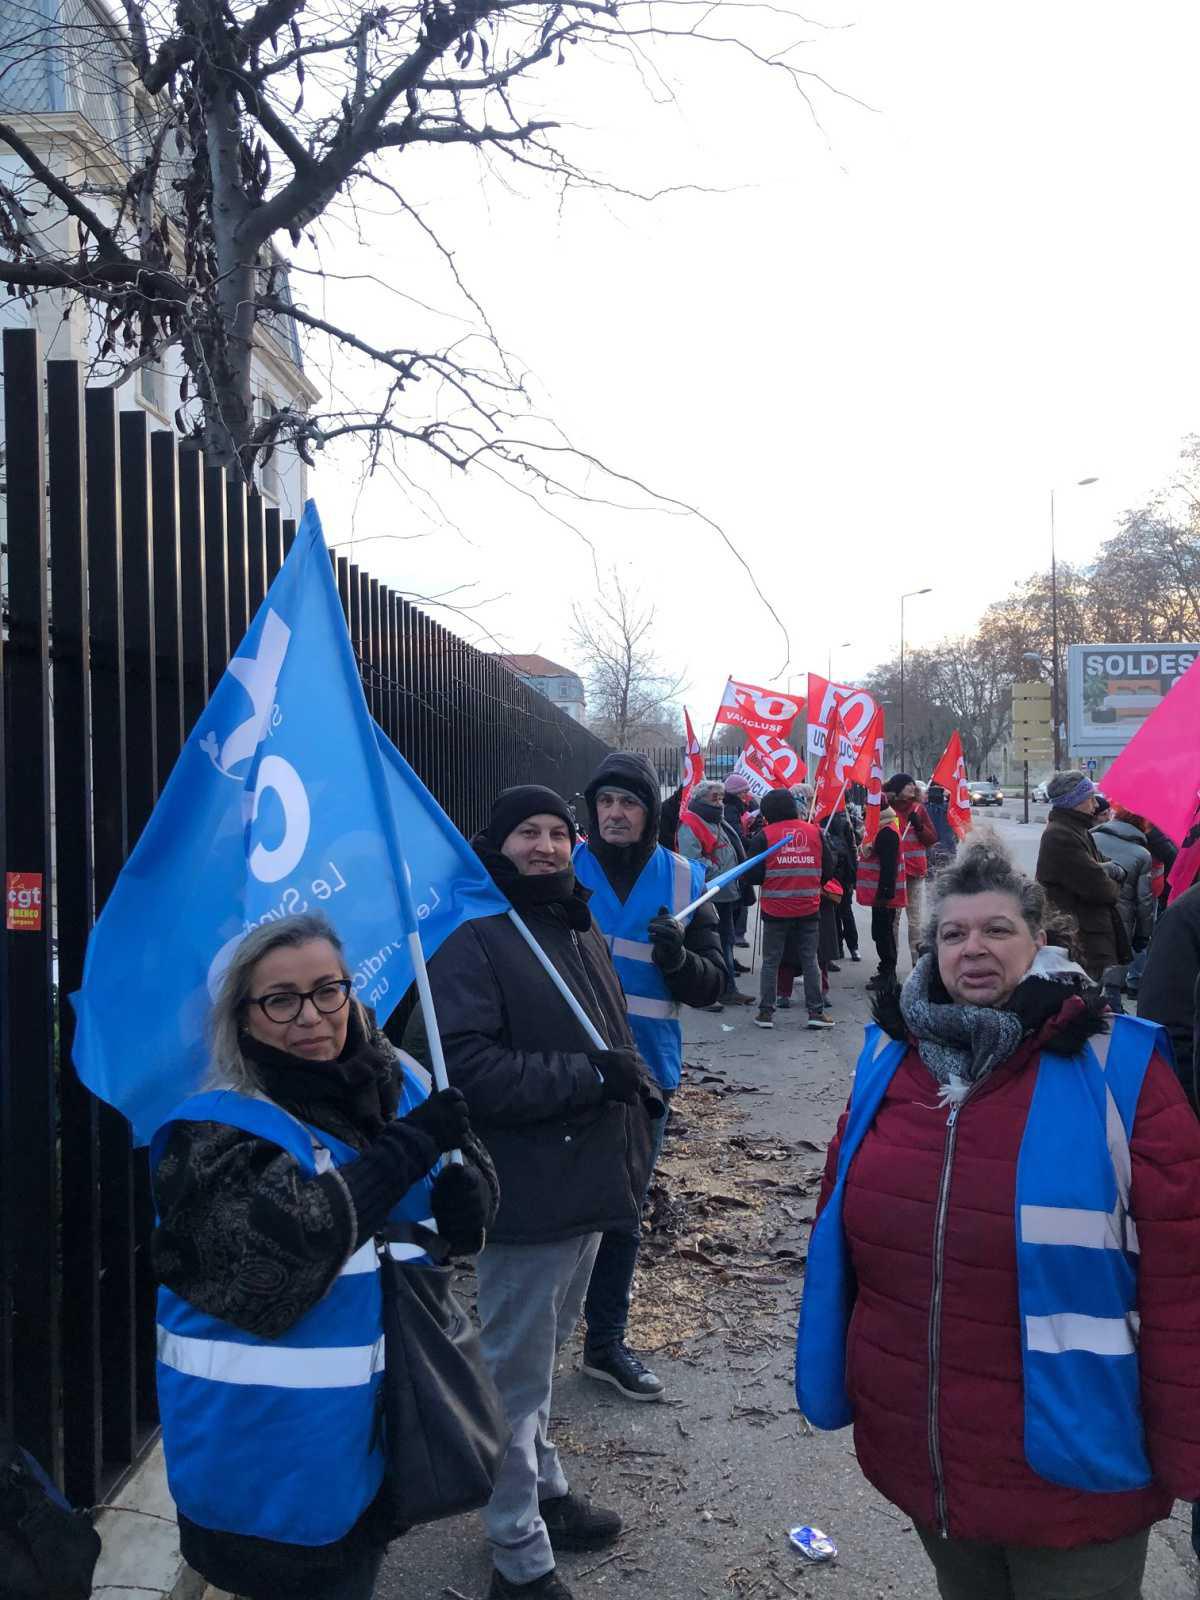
[714,678,803,740]
[1103,653,1200,849]
[811,705,848,821]
[931,730,972,840]
[732,732,806,802]
[806,673,882,769]
[860,708,888,845]
[680,708,704,813]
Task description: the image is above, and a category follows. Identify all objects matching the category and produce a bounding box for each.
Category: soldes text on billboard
[1067,643,1200,755]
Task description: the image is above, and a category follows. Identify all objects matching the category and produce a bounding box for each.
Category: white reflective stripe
[387,1241,429,1262]
[341,1241,379,1276]
[612,937,655,964]
[670,853,693,917]
[762,888,817,898]
[1091,1031,1113,1070]
[157,1327,385,1388]
[1025,1312,1137,1357]
[314,1146,332,1175]
[626,995,677,1021]
[1020,1204,1131,1252]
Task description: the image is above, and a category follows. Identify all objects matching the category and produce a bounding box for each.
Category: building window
[138,361,166,415]
[258,393,279,499]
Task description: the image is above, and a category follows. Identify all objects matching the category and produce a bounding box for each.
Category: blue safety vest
[151,1058,438,1546]
[795,1015,1169,1493]
[574,843,705,1091]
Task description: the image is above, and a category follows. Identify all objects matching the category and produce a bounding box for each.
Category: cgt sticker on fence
[6,872,43,932]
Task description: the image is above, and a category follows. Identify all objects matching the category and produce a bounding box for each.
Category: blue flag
[71,502,508,1144]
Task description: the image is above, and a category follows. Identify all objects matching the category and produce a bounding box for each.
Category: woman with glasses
[150,913,496,1600]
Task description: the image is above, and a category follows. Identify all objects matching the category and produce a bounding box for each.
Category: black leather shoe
[538,1491,623,1549]
[490,1568,575,1597]
[581,1342,665,1402]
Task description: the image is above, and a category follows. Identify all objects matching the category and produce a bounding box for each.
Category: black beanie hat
[760,788,800,823]
[884,773,916,796]
[484,785,577,850]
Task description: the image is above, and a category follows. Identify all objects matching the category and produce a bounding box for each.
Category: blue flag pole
[672,832,795,924]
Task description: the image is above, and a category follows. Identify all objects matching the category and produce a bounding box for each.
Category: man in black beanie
[574,751,725,1403]
[403,781,663,1600]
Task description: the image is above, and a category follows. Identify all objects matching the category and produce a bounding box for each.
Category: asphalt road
[377,858,1197,1600]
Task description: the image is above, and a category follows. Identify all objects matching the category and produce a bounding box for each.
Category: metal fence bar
[178,448,208,738]
[225,480,248,652]
[264,507,284,584]
[247,493,266,615]
[84,384,138,1472]
[151,433,184,793]
[203,466,229,698]
[47,358,102,1505]
[0,329,60,1476]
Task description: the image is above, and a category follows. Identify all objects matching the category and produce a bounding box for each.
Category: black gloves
[430,1162,491,1255]
[400,1087,470,1154]
[647,906,687,974]
[590,1048,641,1104]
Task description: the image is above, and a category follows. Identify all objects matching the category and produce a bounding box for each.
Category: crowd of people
[145,754,1200,1600]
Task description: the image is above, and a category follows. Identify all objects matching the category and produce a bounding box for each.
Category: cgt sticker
[6,872,43,932]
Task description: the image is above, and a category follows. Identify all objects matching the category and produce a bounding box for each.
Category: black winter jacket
[1137,882,1200,1109]
[403,877,657,1245]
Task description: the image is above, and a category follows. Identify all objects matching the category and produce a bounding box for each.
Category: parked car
[1031,778,1051,803]
[968,780,1004,806]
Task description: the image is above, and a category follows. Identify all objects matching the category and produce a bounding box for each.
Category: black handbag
[376,1223,510,1526]
[0,1423,101,1599]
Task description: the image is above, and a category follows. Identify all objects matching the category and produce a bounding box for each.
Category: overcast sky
[305,1,1200,737]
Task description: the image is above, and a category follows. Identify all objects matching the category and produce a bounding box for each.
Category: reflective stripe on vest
[151,1066,438,1546]
[574,842,706,1092]
[855,844,907,909]
[900,820,929,880]
[795,1015,1169,1493]
[760,819,823,917]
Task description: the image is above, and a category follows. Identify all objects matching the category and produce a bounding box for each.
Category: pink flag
[1102,654,1200,851]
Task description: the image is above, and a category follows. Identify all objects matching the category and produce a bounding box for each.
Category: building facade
[494,654,587,723]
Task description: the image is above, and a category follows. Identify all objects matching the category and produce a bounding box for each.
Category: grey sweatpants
[915,1524,1149,1600]
[475,1233,602,1583]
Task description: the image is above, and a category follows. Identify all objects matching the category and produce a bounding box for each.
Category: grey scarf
[899,954,1025,1094]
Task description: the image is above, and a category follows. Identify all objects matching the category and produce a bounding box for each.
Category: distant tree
[570,572,684,750]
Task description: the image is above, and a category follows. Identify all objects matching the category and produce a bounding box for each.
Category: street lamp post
[826,640,853,680]
[899,589,932,774]
[1049,476,1099,768]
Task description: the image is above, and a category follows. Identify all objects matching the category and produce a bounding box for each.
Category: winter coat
[402,873,657,1246]
[1138,881,1200,1109]
[723,794,749,839]
[1145,823,1179,911]
[678,802,744,905]
[816,989,1200,1548]
[584,751,725,1009]
[824,812,858,886]
[1036,807,1130,978]
[1092,819,1156,949]
[925,799,958,865]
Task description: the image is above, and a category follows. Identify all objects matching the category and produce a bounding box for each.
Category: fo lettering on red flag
[858,707,888,845]
[931,731,972,840]
[714,678,803,741]
[811,705,848,821]
[680,708,704,812]
[732,732,806,803]
[805,674,881,768]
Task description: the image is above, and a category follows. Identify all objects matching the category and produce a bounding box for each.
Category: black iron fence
[637,745,740,792]
[0,328,609,1506]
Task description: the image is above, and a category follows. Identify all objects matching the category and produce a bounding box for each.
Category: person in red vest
[745,788,836,1031]
[885,774,938,968]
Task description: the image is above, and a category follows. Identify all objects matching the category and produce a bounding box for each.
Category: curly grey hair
[924,829,1047,947]
[205,913,367,1093]
[692,779,726,804]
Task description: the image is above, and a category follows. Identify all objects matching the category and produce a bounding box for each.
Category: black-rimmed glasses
[246,979,353,1025]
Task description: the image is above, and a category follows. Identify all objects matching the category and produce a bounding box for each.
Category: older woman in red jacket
[797,834,1200,1600]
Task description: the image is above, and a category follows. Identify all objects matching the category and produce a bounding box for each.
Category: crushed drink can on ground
[789,1525,837,1562]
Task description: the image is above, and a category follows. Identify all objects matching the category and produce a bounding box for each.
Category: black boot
[490,1569,575,1597]
[538,1491,623,1549]
[581,1342,665,1401]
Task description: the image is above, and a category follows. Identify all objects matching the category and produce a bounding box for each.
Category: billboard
[1067,643,1200,756]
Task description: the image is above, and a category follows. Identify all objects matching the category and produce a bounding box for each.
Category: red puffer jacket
[819,994,1200,1547]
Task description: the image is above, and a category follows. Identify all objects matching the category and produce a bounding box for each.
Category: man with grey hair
[677,777,755,1007]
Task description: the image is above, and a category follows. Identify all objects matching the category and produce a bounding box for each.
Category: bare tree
[570,571,684,749]
[0,0,840,500]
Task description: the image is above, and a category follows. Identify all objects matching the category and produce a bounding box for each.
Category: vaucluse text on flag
[71,502,508,1144]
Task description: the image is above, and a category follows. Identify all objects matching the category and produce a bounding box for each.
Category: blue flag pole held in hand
[669,832,796,925]
[71,501,509,1145]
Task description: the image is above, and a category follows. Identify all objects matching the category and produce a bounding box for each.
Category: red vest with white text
[760,819,822,918]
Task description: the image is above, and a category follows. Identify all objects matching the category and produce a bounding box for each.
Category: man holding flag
[574,751,726,1402]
